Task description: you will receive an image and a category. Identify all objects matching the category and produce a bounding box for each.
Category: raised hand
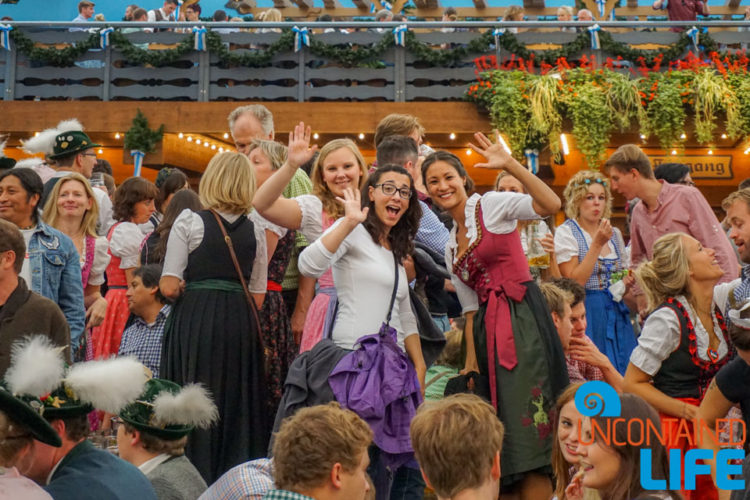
[336,187,369,225]
[470,130,514,170]
[593,219,613,247]
[287,121,318,169]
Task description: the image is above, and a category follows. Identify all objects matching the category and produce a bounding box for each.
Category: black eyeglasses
[110,416,123,432]
[375,183,411,200]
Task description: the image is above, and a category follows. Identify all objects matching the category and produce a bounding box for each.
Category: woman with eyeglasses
[253,130,368,352]
[421,133,568,500]
[555,170,636,375]
[298,162,426,500]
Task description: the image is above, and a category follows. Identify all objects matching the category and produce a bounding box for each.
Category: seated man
[118,264,170,377]
[199,458,274,500]
[265,402,372,500]
[550,277,624,391]
[118,378,217,500]
[0,219,70,376]
[410,394,505,500]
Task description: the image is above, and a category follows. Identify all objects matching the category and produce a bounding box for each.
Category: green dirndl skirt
[472,280,569,488]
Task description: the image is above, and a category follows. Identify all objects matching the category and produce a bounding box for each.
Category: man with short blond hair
[267,402,372,500]
[71,0,95,31]
[410,394,505,500]
[604,144,738,316]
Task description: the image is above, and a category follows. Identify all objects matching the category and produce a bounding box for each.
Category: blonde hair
[539,282,573,318]
[199,152,257,214]
[248,139,288,171]
[411,394,505,498]
[494,170,525,193]
[635,233,691,314]
[311,139,368,220]
[42,173,100,238]
[505,5,524,20]
[557,5,574,17]
[563,170,612,220]
[722,187,750,212]
[272,402,372,491]
[551,383,583,500]
[261,8,281,22]
[374,114,425,148]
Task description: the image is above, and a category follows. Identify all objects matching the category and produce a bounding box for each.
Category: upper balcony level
[1,16,748,103]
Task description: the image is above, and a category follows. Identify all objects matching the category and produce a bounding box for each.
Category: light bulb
[466,149,472,155]
[211,144,216,150]
[223,133,229,139]
[178,132,184,139]
[187,136,193,142]
[114,132,120,139]
[671,150,677,155]
[196,139,201,145]
[449,133,456,140]
[358,133,365,140]
[313,133,319,140]
[680,133,687,140]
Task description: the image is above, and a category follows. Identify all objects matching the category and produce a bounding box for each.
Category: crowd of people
[1,104,750,500]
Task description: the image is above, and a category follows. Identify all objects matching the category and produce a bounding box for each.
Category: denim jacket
[27,221,85,348]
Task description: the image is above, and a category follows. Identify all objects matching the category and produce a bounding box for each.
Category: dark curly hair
[113,177,158,222]
[361,164,421,262]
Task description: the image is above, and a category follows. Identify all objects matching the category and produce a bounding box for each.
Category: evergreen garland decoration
[6,26,724,69]
[124,109,165,154]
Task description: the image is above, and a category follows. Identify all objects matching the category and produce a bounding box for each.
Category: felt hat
[0,337,69,447]
[47,131,100,160]
[120,379,218,441]
[40,357,149,420]
[0,383,62,447]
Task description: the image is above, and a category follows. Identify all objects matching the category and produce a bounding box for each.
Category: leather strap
[385,252,399,326]
[210,209,265,352]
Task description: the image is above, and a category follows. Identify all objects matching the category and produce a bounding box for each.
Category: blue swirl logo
[574,381,621,417]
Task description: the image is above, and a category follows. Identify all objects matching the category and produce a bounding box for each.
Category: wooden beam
[523,0,546,10]
[290,0,314,9]
[351,0,372,10]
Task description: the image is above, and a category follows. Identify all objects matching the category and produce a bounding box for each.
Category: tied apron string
[484,280,527,410]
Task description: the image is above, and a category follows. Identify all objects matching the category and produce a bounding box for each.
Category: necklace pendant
[461,268,469,281]
[707,348,719,362]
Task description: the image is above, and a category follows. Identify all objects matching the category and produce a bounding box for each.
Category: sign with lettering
[650,156,733,179]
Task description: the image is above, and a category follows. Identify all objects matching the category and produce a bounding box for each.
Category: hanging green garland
[7,26,723,69]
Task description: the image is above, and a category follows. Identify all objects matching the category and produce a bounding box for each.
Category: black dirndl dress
[161,210,267,483]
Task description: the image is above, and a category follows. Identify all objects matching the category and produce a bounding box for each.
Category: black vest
[185,210,256,283]
[652,298,731,400]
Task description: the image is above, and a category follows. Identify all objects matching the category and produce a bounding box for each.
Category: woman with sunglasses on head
[555,170,636,375]
[421,132,569,500]
[253,125,368,352]
[298,162,426,500]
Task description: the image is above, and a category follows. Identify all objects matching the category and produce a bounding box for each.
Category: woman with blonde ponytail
[624,232,735,500]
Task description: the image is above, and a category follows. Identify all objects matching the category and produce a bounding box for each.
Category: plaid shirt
[199,459,274,500]
[281,169,313,291]
[263,490,314,500]
[566,336,605,383]
[415,200,449,256]
[117,305,171,377]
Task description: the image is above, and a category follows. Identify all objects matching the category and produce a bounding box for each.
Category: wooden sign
[650,156,733,179]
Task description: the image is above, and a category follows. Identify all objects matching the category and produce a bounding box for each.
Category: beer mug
[527,222,550,269]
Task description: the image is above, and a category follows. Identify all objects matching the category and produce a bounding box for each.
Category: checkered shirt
[117,304,170,377]
[199,459,274,500]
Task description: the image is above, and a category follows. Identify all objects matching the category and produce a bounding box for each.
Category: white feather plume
[13,158,44,169]
[64,357,148,414]
[20,118,83,155]
[5,337,66,397]
[54,119,84,133]
[153,384,218,429]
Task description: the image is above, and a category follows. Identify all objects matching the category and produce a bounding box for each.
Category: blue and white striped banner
[175,0,183,21]
[0,24,12,51]
[99,27,114,49]
[588,24,601,50]
[686,26,699,52]
[131,150,145,177]
[493,27,505,47]
[393,24,407,46]
[596,0,606,19]
[524,149,539,175]
[292,26,310,52]
[370,2,376,13]
[192,26,207,51]
[383,1,393,11]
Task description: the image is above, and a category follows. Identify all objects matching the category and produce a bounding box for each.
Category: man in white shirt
[70,0,95,32]
[147,0,178,31]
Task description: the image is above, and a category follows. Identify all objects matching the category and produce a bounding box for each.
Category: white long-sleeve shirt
[298,221,418,351]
